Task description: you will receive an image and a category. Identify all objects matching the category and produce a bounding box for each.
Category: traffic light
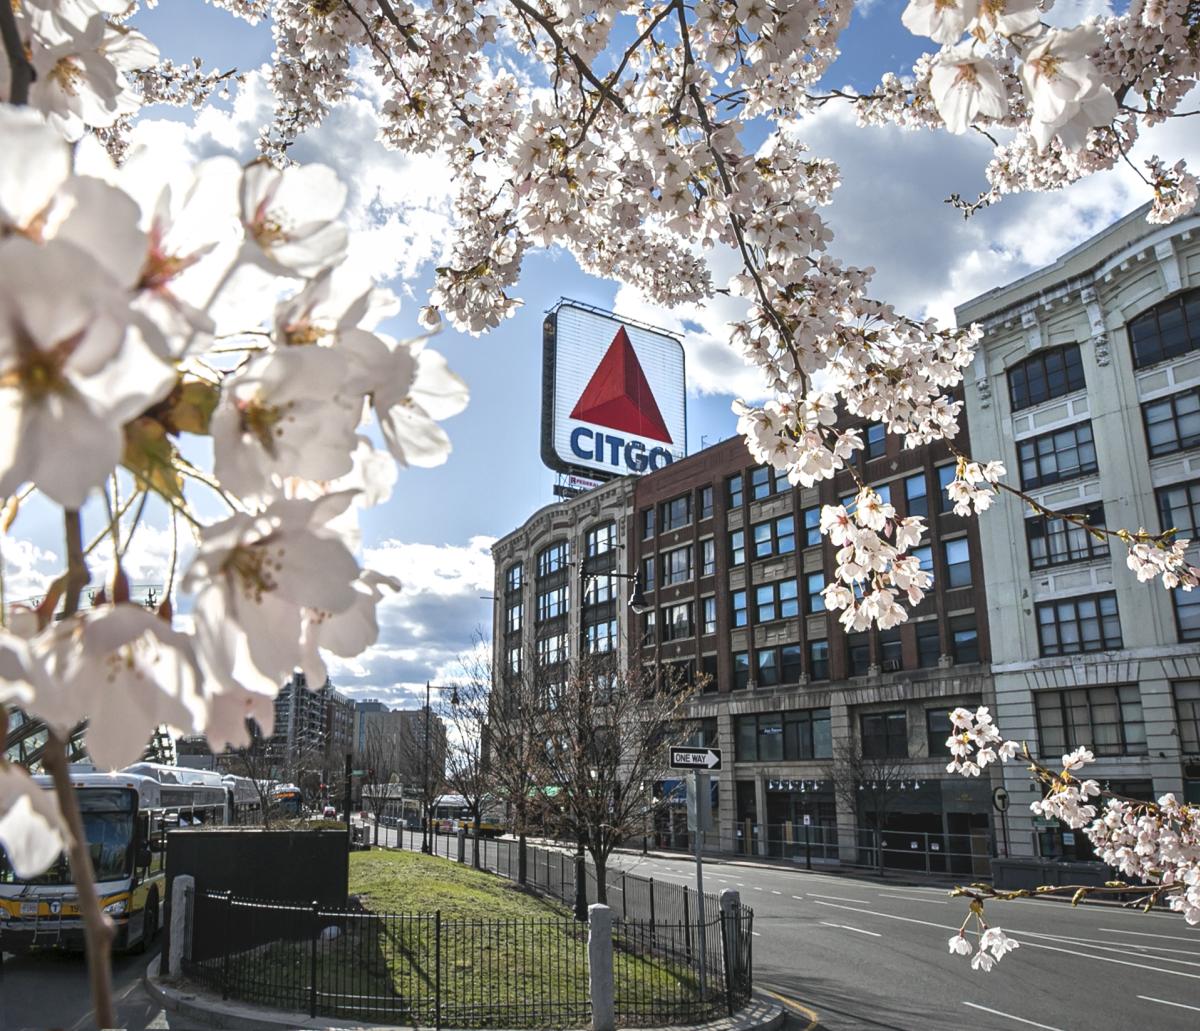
[369,768,375,779]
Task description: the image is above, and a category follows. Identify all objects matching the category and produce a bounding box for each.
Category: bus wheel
[139,889,159,953]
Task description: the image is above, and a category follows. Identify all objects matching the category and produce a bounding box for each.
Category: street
[369,823,1200,1031]
[0,945,169,1031]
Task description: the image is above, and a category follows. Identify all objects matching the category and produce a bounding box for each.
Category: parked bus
[429,794,505,838]
[271,783,303,817]
[0,765,228,953]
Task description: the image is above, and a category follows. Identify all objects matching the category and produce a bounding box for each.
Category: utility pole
[421,681,459,854]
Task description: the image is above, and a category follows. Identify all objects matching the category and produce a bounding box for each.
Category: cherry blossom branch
[0,0,35,106]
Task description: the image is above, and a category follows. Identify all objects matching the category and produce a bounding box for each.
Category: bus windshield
[0,788,135,886]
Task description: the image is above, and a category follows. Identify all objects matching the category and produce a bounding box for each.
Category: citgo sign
[541,302,686,479]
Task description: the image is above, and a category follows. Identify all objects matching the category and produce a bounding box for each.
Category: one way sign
[669,746,722,771]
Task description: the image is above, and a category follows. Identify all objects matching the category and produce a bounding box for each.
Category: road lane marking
[771,890,782,895]
[792,895,804,901]
[806,892,869,904]
[962,1002,1064,1030]
[808,899,1200,981]
[819,920,881,937]
[1017,929,1200,962]
[1136,995,1200,1013]
[760,988,820,1031]
[879,893,948,904]
[1102,927,1200,944]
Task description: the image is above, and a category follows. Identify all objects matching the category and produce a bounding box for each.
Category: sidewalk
[144,960,785,1031]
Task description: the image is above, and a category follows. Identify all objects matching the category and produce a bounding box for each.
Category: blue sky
[6,0,1191,709]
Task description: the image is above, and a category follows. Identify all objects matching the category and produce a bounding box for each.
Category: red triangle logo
[569,326,673,444]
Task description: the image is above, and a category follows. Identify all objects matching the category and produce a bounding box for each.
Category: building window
[755,580,798,622]
[536,541,569,577]
[861,711,907,758]
[536,585,569,622]
[913,545,934,583]
[803,507,821,547]
[781,644,803,683]
[584,574,613,605]
[641,507,655,539]
[662,602,694,642]
[728,473,743,509]
[1034,685,1146,758]
[700,654,718,693]
[750,465,772,500]
[1036,592,1121,656]
[585,619,617,653]
[847,632,871,676]
[943,537,972,589]
[1007,344,1086,412]
[505,563,523,594]
[586,522,616,557]
[731,590,748,628]
[730,529,745,566]
[702,596,717,635]
[879,627,902,671]
[1175,681,1200,753]
[756,649,779,687]
[1143,387,1200,458]
[1018,422,1098,490]
[1129,287,1200,369]
[905,473,928,519]
[809,640,829,680]
[661,495,692,531]
[1026,504,1109,569]
[641,611,656,647]
[698,485,713,520]
[701,538,716,576]
[950,615,979,664]
[751,515,795,559]
[916,620,940,667]
[536,633,567,667]
[1158,479,1200,540]
[641,555,656,592]
[925,708,953,757]
[662,544,693,586]
[732,651,750,690]
[806,572,825,613]
[865,422,886,459]
[936,463,956,513]
[505,601,522,634]
[1174,587,1200,641]
[736,709,831,761]
[507,645,522,675]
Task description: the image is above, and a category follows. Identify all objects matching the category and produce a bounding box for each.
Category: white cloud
[130,60,456,287]
[326,535,496,704]
[1,537,59,604]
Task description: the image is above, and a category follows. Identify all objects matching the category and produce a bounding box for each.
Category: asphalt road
[0,943,169,1031]
[367,822,1200,1031]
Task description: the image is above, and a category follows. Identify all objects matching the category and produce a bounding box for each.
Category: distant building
[266,673,355,785]
[354,701,447,787]
[958,201,1200,860]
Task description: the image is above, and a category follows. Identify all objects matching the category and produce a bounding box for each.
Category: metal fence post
[648,878,656,948]
[682,888,692,963]
[434,910,442,1031]
[309,900,319,1018]
[621,873,627,920]
[221,892,231,1001]
[718,889,740,1015]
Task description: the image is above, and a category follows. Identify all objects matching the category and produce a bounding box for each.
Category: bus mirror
[137,842,152,867]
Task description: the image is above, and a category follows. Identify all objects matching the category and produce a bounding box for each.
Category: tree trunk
[517,833,527,886]
[876,813,886,878]
[472,812,482,869]
[593,853,608,905]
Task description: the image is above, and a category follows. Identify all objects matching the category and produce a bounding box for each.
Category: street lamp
[421,680,459,854]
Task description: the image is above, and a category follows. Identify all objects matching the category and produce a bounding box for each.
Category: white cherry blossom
[929,47,1008,134]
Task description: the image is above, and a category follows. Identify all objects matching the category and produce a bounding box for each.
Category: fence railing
[181,889,753,1028]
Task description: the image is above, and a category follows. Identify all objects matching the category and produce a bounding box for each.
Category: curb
[144,961,784,1031]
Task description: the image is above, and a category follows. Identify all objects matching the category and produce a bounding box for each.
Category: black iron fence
[181,889,753,1028]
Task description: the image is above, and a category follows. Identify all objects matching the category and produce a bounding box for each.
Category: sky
[5,0,1194,712]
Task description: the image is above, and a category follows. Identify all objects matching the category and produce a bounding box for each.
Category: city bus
[429,794,505,838]
[271,783,303,817]
[0,765,228,952]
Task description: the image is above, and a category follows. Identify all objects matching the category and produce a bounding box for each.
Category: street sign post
[669,747,722,771]
[993,786,1011,858]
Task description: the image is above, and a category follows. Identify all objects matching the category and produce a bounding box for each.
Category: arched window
[1129,287,1200,369]
[1006,344,1085,412]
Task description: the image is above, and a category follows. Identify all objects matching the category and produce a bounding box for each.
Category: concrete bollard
[719,889,740,985]
[587,904,615,1031]
[457,826,467,863]
[168,875,195,977]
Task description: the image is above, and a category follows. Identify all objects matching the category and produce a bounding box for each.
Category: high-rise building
[958,201,1200,860]
[354,702,447,787]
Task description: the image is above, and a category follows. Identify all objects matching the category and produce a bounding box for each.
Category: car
[322,805,337,819]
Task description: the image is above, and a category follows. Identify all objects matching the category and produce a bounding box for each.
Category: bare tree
[436,671,493,869]
[826,737,910,877]
[359,720,402,846]
[533,655,693,904]
[220,722,280,827]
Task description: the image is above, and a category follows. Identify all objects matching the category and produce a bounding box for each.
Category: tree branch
[0,1,34,106]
